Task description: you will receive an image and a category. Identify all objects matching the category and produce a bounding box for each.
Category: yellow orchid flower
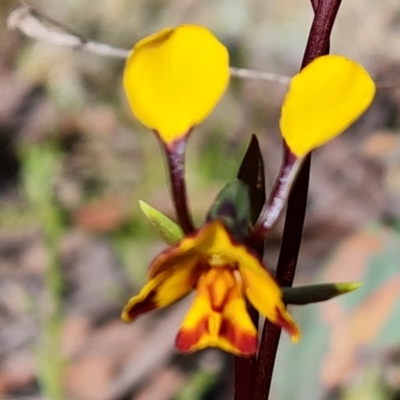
[122,220,299,356]
[123,25,230,145]
[281,54,376,157]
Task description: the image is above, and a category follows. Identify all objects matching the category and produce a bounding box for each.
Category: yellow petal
[176,269,258,356]
[146,220,233,277]
[239,262,300,342]
[280,54,376,157]
[121,260,199,323]
[123,25,230,144]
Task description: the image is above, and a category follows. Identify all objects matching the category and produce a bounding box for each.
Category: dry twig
[7,3,291,85]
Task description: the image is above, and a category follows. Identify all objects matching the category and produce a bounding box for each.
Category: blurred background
[1,0,400,399]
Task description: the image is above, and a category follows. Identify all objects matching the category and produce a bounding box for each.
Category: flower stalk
[234,136,265,400]
[164,137,196,234]
[251,146,302,243]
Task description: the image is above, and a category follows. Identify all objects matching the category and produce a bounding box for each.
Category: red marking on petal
[175,317,208,353]
[126,291,158,320]
[275,306,300,341]
[175,267,259,356]
[176,317,258,356]
[219,318,258,356]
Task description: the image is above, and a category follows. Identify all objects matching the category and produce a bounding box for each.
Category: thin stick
[7,4,291,84]
[7,4,130,58]
[230,67,290,84]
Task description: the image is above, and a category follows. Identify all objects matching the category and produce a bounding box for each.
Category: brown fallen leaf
[72,196,129,233]
[321,276,400,388]
[322,230,385,284]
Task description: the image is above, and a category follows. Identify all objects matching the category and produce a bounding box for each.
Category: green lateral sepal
[139,200,184,244]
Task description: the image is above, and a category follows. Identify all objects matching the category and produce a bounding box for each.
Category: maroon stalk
[234,136,265,400]
[250,148,302,243]
[251,1,342,399]
[163,136,195,234]
[234,305,258,400]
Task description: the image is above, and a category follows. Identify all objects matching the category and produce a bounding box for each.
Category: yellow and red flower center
[176,266,259,356]
[122,220,300,356]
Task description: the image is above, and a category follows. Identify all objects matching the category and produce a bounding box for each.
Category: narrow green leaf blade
[283,282,362,305]
[139,200,184,244]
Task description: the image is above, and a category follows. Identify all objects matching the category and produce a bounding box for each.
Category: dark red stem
[234,306,258,400]
[163,137,195,234]
[234,136,265,400]
[251,1,342,399]
[251,149,301,243]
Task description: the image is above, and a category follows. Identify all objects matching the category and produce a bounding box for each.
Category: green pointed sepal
[282,282,362,305]
[206,180,251,241]
[139,200,184,244]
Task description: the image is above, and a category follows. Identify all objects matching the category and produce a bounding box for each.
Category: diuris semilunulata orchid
[121,24,375,356]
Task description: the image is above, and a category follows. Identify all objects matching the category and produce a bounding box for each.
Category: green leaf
[282,282,362,305]
[176,369,217,400]
[20,143,62,208]
[138,200,183,244]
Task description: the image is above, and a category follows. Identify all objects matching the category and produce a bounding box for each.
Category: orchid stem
[234,305,258,400]
[251,146,303,243]
[234,135,265,400]
[252,0,342,399]
[164,138,195,234]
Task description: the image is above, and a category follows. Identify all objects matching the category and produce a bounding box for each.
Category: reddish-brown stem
[252,154,312,400]
[251,147,302,243]
[301,0,339,67]
[251,1,342,399]
[234,306,258,400]
[234,136,265,400]
[311,0,319,12]
[163,137,195,234]
[275,154,312,287]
